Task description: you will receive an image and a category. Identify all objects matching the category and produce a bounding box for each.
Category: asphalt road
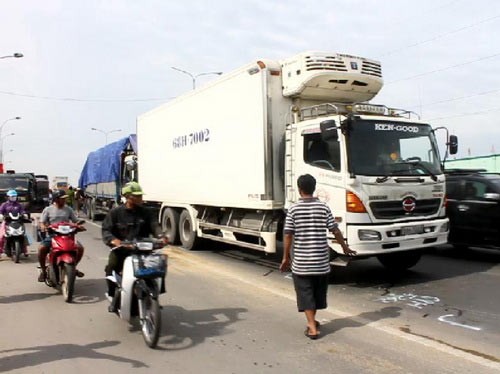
[0,219,499,373]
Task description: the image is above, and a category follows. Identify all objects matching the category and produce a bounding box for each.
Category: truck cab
[287,104,451,268]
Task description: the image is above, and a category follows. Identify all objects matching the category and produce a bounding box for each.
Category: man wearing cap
[37,189,85,282]
[102,182,167,300]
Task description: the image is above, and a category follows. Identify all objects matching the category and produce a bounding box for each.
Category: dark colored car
[445,169,500,250]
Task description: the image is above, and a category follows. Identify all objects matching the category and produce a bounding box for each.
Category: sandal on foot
[38,271,46,282]
[304,327,319,340]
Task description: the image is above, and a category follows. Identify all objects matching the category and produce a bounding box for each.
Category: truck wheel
[87,201,93,220]
[162,208,180,245]
[90,201,97,221]
[179,210,199,250]
[377,251,421,271]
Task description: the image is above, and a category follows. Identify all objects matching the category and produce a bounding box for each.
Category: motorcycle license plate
[401,225,424,235]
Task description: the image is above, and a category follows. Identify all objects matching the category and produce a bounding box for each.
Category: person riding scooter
[101,182,167,301]
[0,190,28,257]
[38,189,85,282]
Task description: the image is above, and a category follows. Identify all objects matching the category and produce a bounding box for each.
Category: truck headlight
[358,230,381,241]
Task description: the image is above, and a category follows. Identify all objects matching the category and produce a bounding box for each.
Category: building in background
[445,154,500,172]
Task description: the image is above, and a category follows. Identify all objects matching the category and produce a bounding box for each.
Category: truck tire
[87,200,93,220]
[377,251,421,271]
[90,201,97,221]
[179,210,199,250]
[162,208,180,245]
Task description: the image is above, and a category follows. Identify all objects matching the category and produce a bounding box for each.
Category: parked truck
[137,51,457,270]
[0,171,47,213]
[52,176,69,191]
[78,135,137,220]
[35,175,50,208]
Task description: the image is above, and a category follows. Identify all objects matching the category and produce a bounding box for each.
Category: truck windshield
[0,177,30,190]
[347,120,442,177]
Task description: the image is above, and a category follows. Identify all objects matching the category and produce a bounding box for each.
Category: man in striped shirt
[280,174,356,339]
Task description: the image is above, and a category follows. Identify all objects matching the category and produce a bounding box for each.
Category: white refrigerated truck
[137,51,457,270]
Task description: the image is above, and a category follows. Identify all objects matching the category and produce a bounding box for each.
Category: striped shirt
[284,198,337,275]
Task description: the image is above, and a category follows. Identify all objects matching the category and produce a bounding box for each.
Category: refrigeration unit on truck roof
[280,51,383,102]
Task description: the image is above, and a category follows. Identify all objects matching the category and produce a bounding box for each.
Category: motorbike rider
[0,190,27,257]
[101,182,167,300]
[37,189,85,282]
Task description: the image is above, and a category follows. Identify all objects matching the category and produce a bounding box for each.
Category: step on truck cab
[137,51,458,270]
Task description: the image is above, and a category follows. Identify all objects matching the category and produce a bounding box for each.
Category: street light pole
[91,127,122,145]
[0,133,15,164]
[0,117,21,171]
[0,53,23,59]
[171,67,223,89]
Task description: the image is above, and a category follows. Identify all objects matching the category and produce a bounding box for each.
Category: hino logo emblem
[402,197,416,213]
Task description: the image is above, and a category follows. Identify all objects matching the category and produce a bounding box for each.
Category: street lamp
[91,127,122,145]
[0,53,23,59]
[171,67,223,89]
[1,116,21,134]
[0,117,20,168]
[0,133,15,164]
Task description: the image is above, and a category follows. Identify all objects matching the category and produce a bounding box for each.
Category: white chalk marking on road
[438,314,482,331]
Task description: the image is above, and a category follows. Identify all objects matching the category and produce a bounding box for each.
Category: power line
[405,88,500,109]
[427,106,500,121]
[0,90,173,102]
[379,14,500,57]
[386,52,500,84]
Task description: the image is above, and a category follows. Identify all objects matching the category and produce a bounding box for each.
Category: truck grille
[370,199,441,219]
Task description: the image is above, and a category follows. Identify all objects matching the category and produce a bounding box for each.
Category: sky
[1,0,499,185]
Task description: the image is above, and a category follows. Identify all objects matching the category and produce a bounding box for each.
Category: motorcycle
[3,212,31,263]
[107,238,167,348]
[41,220,86,303]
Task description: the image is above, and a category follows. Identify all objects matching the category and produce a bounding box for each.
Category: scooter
[42,220,86,303]
[107,238,167,348]
[3,212,31,263]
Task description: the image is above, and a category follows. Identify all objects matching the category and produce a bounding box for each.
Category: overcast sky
[1,0,499,185]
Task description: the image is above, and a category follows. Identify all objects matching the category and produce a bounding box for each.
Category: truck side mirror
[320,120,338,141]
[448,135,458,155]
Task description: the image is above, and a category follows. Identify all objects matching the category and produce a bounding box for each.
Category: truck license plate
[401,225,424,235]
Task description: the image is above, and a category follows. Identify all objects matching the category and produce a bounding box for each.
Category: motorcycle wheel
[140,294,161,348]
[61,263,76,303]
[14,240,22,264]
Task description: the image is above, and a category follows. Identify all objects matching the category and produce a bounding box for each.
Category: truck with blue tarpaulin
[78,135,137,220]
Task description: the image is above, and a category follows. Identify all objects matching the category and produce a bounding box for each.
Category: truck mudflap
[336,218,449,256]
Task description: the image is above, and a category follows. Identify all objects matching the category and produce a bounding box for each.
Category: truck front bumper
[331,218,449,256]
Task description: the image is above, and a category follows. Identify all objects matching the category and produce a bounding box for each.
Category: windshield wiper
[404,157,438,181]
[376,175,392,183]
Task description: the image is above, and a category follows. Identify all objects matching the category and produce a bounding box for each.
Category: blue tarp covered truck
[78,135,137,220]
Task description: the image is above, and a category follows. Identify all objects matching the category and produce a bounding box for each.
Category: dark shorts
[292,273,329,312]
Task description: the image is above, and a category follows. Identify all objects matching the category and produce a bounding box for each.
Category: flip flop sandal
[304,327,319,340]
